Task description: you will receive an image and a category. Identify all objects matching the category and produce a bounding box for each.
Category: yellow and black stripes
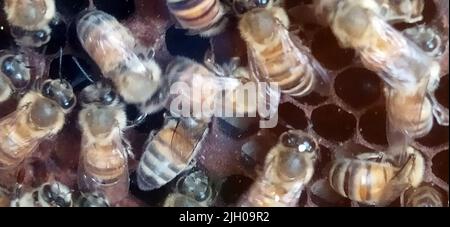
[167,0,228,37]
[329,159,396,204]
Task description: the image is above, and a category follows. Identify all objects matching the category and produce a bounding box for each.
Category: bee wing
[78,14,146,76]
[359,15,434,91]
[0,107,41,160]
[377,179,410,207]
[247,46,281,119]
[77,133,129,200]
[288,32,331,96]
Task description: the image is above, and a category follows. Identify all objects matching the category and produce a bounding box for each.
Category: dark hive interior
[0,0,448,207]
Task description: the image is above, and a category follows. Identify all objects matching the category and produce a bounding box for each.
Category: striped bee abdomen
[167,0,228,37]
[82,143,127,185]
[262,42,316,97]
[329,159,397,204]
[77,10,136,74]
[137,123,207,191]
[386,90,433,138]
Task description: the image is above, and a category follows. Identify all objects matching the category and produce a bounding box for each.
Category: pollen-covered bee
[10,181,73,207]
[166,0,229,37]
[77,10,166,114]
[329,147,425,206]
[314,0,448,143]
[164,170,215,207]
[0,51,31,103]
[3,0,56,47]
[77,81,131,204]
[402,185,445,207]
[0,79,76,169]
[239,6,330,98]
[136,116,209,191]
[75,192,110,207]
[238,130,318,207]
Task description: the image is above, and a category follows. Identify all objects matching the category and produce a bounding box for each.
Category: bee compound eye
[33,30,49,42]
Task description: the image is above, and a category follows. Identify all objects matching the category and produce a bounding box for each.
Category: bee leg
[121,134,135,160]
[355,152,386,162]
[427,93,449,126]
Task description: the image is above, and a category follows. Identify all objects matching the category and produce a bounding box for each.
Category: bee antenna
[58,48,63,82]
[71,56,95,83]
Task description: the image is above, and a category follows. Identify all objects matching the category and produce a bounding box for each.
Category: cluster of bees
[0,0,447,207]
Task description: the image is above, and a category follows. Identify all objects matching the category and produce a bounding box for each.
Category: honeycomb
[0,0,448,207]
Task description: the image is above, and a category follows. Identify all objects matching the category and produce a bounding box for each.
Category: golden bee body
[239,7,328,97]
[329,147,425,206]
[136,117,209,191]
[77,10,163,112]
[0,90,69,169]
[3,0,56,47]
[239,130,318,207]
[77,82,130,203]
[166,0,229,37]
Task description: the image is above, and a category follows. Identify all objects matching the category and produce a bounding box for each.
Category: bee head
[40,182,73,207]
[79,81,119,106]
[177,171,211,202]
[0,54,30,89]
[41,79,77,111]
[276,131,318,180]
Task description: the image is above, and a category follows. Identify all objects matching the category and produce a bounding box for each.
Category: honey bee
[166,0,229,37]
[77,10,165,114]
[165,56,243,121]
[0,51,31,103]
[164,170,215,207]
[3,0,56,47]
[136,116,209,191]
[314,0,448,142]
[75,192,110,207]
[77,81,131,204]
[0,79,76,169]
[238,130,318,207]
[329,147,425,206]
[402,185,445,207]
[10,181,73,207]
[238,6,330,98]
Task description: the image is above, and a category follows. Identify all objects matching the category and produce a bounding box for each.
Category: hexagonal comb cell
[432,150,449,183]
[359,106,389,146]
[278,102,308,129]
[334,67,382,110]
[416,119,449,148]
[311,28,355,70]
[311,104,356,142]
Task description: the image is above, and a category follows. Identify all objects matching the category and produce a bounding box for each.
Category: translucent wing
[77,131,129,204]
[167,118,209,169]
[77,11,142,74]
[0,106,41,169]
[247,47,281,120]
[288,32,331,96]
[359,13,435,93]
